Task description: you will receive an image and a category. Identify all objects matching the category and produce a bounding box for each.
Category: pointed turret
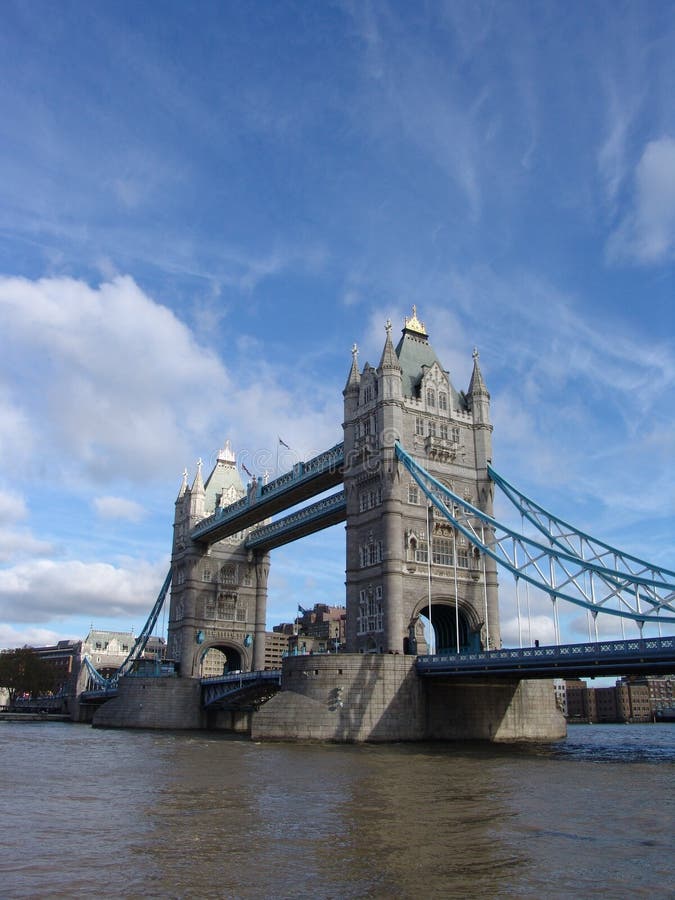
[468,347,489,401]
[343,342,361,465]
[176,468,189,501]
[344,343,361,393]
[378,318,403,403]
[189,458,206,521]
[378,319,401,373]
[468,347,493,492]
[191,458,205,494]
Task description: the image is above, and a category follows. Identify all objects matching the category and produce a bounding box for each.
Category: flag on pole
[241,463,252,477]
[279,437,290,449]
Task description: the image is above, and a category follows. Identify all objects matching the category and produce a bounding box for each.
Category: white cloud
[0,274,229,482]
[0,557,167,625]
[0,386,34,470]
[0,490,27,524]
[607,136,675,264]
[0,624,64,650]
[93,496,145,522]
[500,614,556,648]
[0,528,53,565]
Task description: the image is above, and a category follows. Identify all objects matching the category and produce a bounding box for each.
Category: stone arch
[411,594,484,654]
[197,640,249,677]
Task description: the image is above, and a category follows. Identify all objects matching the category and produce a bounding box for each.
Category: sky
[0,0,673,652]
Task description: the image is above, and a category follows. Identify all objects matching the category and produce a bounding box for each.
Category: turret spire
[378,318,401,372]
[344,342,361,392]
[177,467,189,500]
[468,347,489,398]
[191,458,205,494]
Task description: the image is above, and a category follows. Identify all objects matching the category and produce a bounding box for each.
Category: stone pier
[251,654,565,742]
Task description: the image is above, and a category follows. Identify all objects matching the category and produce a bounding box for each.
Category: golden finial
[404,305,427,336]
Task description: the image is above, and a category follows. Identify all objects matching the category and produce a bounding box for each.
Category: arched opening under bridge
[199,645,243,677]
[409,600,483,655]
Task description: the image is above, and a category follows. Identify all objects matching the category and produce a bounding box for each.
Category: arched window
[439,391,447,411]
[220,564,236,584]
[426,388,435,407]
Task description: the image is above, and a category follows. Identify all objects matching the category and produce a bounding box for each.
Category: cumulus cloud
[93,496,145,522]
[0,490,27,524]
[607,136,675,264]
[0,529,53,565]
[500,614,556,648]
[0,624,64,650]
[0,557,168,625]
[0,275,229,482]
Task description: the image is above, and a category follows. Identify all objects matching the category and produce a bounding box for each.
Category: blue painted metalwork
[395,442,675,625]
[201,669,282,708]
[488,464,675,581]
[416,636,675,678]
[245,491,346,551]
[81,568,173,691]
[191,442,344,543]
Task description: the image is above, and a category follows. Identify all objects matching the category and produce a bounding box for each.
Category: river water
[0,722,672,899]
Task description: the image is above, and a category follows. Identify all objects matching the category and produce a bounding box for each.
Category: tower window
[451,426,461,443]
[408,483,419,504]
[439,392,448,411]
[357,586,384,634]
[415,416,424,436]
[432,537,453,566]
[220,564,236,584]
[426,388,435,407]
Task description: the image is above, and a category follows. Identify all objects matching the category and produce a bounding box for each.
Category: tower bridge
[89,308,675,741]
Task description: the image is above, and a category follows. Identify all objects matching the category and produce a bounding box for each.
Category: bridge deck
[417,636,675,679]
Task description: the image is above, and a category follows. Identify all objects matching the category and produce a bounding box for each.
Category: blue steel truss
[245,491,346,551]
[395,443,675,627]
[488,465,675,584]
[83,569,173,689]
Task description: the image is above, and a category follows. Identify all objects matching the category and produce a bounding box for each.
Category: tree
[0,648,58,703]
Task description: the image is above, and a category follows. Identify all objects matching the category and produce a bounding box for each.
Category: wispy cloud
[93,496,146,523]
[607,136,675,264]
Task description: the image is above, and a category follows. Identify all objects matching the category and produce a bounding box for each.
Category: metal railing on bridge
[191,442,344,544]
[201,670,282,708]
[416,636,675,679]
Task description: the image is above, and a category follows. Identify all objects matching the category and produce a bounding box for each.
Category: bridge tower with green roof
[342,308,500,655]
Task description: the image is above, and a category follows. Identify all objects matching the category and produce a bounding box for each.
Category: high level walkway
[191,442,344,545]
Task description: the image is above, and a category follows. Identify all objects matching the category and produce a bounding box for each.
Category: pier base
[251,654,566,742]
[93,676,205,729]
[425,677,566,742]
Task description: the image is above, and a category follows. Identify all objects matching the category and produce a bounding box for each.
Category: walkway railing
[245,491,346,550]
[416,636,675,678]
[191,442,344,543]
[201,669,282,708]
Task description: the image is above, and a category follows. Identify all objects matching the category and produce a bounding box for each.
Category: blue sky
[0,0,673,651]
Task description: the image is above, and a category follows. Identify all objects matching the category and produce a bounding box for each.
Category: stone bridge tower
[166,441,270,677]
[343,309,500,655]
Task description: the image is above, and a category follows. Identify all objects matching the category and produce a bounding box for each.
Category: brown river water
[0,722,673,899]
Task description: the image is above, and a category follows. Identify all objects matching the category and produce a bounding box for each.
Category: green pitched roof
[394,329,464,408]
